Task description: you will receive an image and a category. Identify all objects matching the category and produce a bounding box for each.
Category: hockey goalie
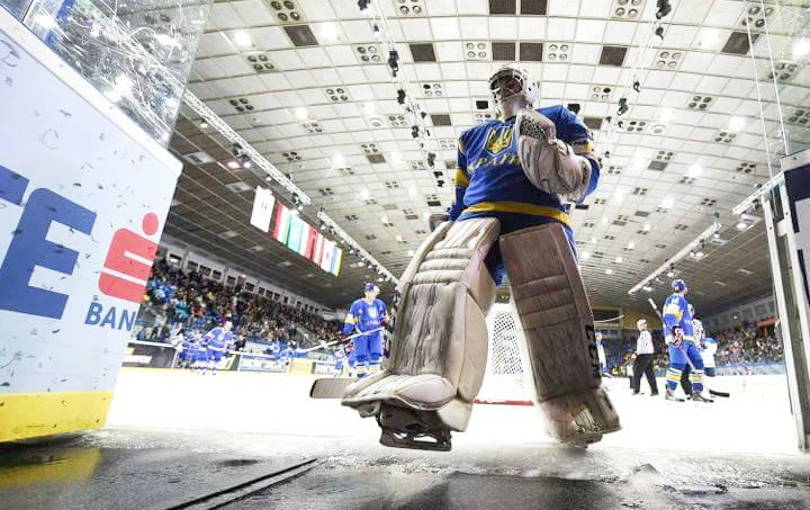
[341,63,621,451]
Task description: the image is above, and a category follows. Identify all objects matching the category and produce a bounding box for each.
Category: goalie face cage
[475,303,535,406]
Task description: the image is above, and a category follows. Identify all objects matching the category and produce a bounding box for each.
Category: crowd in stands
[602,321,783,376]
[134,258,341,350]
[712,323,783,365]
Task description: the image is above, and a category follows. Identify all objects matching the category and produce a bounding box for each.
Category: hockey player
[700,335,717,377]
[662,280,712,403]
[678,304,704,396]
[341,63,619,450]
[342,283,388,378]
[333,344,348,377]
[203,321,234,374]
[595,332,607,375]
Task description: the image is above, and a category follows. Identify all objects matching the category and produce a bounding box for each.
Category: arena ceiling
[166,0,810,313]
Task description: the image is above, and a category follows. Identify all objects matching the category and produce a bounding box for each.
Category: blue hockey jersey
[204,326,233,351]
[342,298,388,336]
[449,105,599,227]
[662,294,695,341]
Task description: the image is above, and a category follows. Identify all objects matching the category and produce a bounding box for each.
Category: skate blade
[379,430,452,452]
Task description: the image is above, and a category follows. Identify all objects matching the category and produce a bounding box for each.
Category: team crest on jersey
[368,308,377,318]
[484,126,514,155]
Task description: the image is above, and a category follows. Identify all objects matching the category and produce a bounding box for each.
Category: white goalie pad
[342,218,500,433]
[500,223,621,444]
[515,108,592,203]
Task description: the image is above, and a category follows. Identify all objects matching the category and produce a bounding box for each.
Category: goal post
[475,303,535,406]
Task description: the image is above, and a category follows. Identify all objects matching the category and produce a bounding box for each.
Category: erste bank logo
[0,164,159,330]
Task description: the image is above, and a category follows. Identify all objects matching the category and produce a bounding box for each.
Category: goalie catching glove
[515,108,593,203]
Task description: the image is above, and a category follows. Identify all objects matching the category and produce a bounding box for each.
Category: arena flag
[286,214,305,252]
[272,202,291,242]
[331,246,343,276]
[320,239,335,272]
[298,223,314,258]
[250,186,276,233]
[312,232,325,265]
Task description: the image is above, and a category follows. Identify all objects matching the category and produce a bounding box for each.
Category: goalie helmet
[488,63,540,111]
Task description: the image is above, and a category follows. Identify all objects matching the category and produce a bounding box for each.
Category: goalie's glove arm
[516,106,601,204]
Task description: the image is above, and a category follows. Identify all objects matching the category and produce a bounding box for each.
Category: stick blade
[309,377,356,399]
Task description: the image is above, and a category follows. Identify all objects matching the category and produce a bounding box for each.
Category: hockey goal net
[475,303,535,406]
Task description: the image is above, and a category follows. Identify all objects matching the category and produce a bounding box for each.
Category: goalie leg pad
[342,218,500,447]
[499,223,620,444]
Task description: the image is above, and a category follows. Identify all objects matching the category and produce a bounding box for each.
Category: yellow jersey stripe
[462,201,571,228]
[454,169,469,187]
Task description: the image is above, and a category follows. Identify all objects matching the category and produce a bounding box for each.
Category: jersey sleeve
[550,106,600,201]
[448,134,470,221]
[662,296,684,334]
[342,301,361,336]
[379,300,389,321]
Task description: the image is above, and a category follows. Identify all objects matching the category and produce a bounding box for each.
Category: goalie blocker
[341,218,620,450]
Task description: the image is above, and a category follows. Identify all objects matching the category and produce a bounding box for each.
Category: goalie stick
[647,298,729,398]
[298,327,386,353]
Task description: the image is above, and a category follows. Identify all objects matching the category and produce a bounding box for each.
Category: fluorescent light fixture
[601,217,609,225]
[380,215,389,223]
[294,107,308,120]
[659,108,673,122]
[666,270,674,277]
[793,38,810,59]
[320,22,339,41]
[360,189,370,200]
[660,197,674,209]
[615,256,623,263]
[627,241,636,250]
[226,160,240,169]
[687,164,702,178]
[395,235,403,242]
[232,31,252,47]
[407,249,415,256]
[729,116,746,131]
[613,190,624,202]
[643,223,652,231]
[605,268,614,275]
[581,251,592,260]
[736,221,749,230]
[643,285,652,292]
[590,236,598,244]
[332,154,345,168]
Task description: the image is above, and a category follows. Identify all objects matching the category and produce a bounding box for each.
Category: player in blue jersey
[342,283,388,378]
[342,64,620,450]
[446,64,600,284]
[662,280,712,403]
[203,321,234,374]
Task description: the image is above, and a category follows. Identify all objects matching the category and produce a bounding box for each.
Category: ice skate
[377,403,452,452]
[665,388,685,402]
[690,392,714,403]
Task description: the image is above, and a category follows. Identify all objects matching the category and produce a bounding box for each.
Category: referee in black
[632,319,659,396]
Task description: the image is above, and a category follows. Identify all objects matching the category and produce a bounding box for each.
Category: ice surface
[99,369,810,508]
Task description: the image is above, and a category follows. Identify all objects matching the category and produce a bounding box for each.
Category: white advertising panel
[0,10,181,440]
